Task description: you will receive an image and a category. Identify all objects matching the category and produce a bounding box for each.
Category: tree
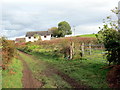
[96,7,120,65]
[48,27,58,37]
[57,21,72,37]
[33,34,41,40]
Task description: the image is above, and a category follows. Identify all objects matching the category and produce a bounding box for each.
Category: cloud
[74,24,102,35]
[1,0,119,39]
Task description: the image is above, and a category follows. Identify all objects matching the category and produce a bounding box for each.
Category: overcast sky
[0,0,119,40]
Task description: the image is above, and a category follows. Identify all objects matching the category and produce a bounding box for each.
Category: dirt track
[18,51,89,88]
[18,55,43,88]
[44,63,88,88]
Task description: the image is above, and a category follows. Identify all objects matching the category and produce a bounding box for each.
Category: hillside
[77,34,96,38]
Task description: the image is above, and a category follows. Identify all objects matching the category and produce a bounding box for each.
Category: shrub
[2,37,16,69]
[97,27,120,65]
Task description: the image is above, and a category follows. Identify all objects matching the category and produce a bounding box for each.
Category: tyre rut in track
[18,55,43,88]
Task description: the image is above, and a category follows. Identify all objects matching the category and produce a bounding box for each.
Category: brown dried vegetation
[107,65,120,88]
[1,38,16,70]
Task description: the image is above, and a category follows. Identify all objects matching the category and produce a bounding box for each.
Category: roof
[15,38,25,41]
[26,31,52,37]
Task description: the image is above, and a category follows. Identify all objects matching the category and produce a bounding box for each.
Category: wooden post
[81,43,84,56]
[72,42,74,56]
[89,43,92,55]
[69,42,74,60]
[101,44,103,49]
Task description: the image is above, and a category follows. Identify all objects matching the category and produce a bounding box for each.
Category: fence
[80,43,105,56]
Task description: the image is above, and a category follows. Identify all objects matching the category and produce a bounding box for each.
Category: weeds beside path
[2,58,23,88]
[18,51,89,88]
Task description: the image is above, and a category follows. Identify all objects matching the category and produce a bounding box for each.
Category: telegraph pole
[73,26,75,36]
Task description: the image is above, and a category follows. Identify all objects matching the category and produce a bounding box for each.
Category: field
[34,50,109,88]
[77,34,96,38]
[18,41,109,88]
[2,36,111,88]
[2,58,23,88]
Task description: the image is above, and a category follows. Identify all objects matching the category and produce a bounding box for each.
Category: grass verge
[2,58,23,88]
[0,69,2,89]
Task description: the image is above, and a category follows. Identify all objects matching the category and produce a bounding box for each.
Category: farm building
[25,31,52,42]
[15,38,25,43]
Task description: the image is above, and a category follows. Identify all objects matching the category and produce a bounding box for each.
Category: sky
[0,0,119,40]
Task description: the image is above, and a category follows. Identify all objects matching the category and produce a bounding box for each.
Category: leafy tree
[57,21,72,37]
[33,34,41,40]
[96,7,120,65]
[48,27,59,37]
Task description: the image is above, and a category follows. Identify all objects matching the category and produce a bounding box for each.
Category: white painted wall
[25,35,51,42]
[26,36,39,42]
[41,35,51,41]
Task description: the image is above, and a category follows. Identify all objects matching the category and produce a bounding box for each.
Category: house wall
[26,37,39,42]
[41,35,51,41]
[25,35,51,42]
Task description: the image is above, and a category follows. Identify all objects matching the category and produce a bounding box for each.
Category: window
[44,36,46,38]
[29,37,31,39]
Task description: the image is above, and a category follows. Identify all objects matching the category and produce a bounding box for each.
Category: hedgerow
[18,37,97,60]
[1,37,16,70]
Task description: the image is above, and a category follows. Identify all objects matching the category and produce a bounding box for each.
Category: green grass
[0,69,2,89]
[18,47,109,88]
[77,34,96,38]
[18,51,71,88]
[2,58,23,88]
[32,50,109,88]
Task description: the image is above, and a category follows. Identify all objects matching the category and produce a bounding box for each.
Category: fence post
[69,41,74,60]
[81,43,84,56]
[89,43,92,55]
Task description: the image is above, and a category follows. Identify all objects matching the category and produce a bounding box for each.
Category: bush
[2,37,16,69]
[97,27,120,65]
[17,37,97,60]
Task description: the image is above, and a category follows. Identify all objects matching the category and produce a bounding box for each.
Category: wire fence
[80,43,105,56]
[79,43,108,64]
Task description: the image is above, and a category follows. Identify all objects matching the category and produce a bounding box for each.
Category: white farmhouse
[25,31,52,42]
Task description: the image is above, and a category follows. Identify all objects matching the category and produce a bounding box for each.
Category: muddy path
[18,54,43,88]
[44,64,89,88]
[18,51,89,88]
